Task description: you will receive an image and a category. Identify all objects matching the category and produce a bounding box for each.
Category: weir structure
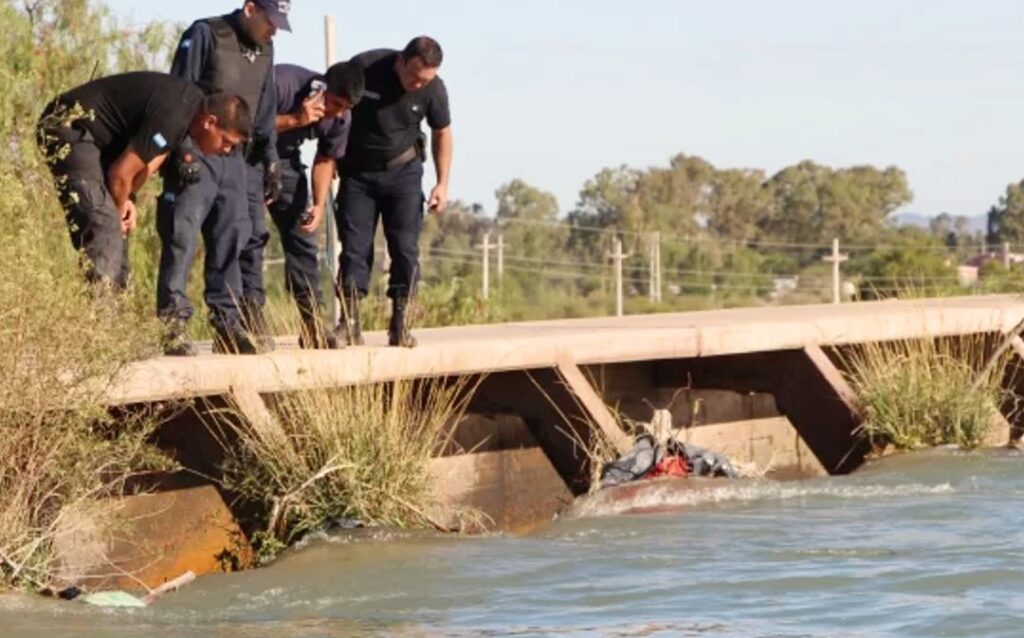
[67,295,1024,590]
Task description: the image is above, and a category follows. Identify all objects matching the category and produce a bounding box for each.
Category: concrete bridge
[74,295,1024,590]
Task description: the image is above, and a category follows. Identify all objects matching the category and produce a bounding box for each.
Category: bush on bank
[0,0,175,590]
[841,336,1012,452]
[218,378,475,562]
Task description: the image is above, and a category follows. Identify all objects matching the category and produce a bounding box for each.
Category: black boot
[298,302,338,350]
[212,322,260,355]
[241,300,276,352]
[335,290,365,346]
[161,318,198,357]
[388,297,417,348]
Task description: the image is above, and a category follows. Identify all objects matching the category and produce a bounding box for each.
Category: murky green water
[4,448,1024,637]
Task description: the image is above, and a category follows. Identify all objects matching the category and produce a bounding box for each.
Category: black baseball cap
[252,0,292,32]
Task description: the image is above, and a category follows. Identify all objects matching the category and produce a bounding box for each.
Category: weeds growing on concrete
[840,336,1014,451]
[218,377,476,558]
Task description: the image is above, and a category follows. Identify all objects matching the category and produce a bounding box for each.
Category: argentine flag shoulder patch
[152,132,168,150]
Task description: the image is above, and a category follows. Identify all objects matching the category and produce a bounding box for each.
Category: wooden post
[324,15,342,324]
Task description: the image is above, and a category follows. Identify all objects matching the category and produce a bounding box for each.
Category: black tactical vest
[198,15,273,115]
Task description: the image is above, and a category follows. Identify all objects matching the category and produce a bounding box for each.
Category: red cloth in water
[649,455,688,479]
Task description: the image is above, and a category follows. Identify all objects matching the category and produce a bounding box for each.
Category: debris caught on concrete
[600,410,738,489]
[80,591,147,608]
[140,570,196,605]
[77,570,196,608]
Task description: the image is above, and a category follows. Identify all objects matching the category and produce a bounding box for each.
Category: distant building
[771,277,799,300]
[957,265,979,287]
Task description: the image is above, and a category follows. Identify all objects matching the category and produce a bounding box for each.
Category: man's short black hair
[401,36,443,68]
[200,93,252,139]
[325,62,365,105]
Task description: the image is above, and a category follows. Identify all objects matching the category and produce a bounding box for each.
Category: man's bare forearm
[108,172,136,209]
[432,127,452,186]
[311,157,336,208]
[276,113,306,133]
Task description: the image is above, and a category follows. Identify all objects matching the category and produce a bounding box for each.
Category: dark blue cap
[252,0,292,32]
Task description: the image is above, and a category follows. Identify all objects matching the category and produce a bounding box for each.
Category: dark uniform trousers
[39,126,130,289]
[269,159,324,314]
[336,159,424,299]
[156,148,250,330]
[238,162,268,311]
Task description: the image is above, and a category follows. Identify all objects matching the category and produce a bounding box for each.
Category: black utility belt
[342,145,420,173]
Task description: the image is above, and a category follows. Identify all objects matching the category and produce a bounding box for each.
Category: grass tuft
[839,335,1014,452]
[217,376,477,560]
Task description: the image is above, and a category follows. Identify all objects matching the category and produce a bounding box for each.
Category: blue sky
[107,0,1024,218]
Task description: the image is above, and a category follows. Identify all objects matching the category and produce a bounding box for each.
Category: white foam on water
[567,479,956,519]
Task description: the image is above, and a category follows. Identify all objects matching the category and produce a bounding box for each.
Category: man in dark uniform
[38,72,252,289]
[336,36,452,348]
[273,61,364,349]
[157,0,289,356]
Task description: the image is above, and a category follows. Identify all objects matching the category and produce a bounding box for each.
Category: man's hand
[299,203,325,233]
[264,162,283,205]
[119,199,138,234]
[298,93,326,127]
[428,183,448,214]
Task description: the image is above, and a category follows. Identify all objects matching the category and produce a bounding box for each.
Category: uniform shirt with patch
[274,64,351,162]
[171,12,279,166]
[345,49,450,165]
[52,72,204,166]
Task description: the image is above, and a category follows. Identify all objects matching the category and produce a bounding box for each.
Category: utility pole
[497,234,505,285]
[324,15,342,324]
[648,232,657,303]
[822,238,848,304]
[607,237,632,317]
[651,231,662,303]
[477,232,497,300]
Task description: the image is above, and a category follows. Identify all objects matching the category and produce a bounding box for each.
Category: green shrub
[840,336,1010,451]
[218,377,477,559]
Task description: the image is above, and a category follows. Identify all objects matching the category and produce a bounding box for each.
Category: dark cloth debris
[600,434,738,489]
[323,517,366,532]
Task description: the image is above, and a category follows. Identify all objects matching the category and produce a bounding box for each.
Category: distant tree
[706,168,772,241]
[494,180,568,291]
[852,227,957,299]
[929,212,953,240]
[763,161,911,246]
[986,181,1024,244]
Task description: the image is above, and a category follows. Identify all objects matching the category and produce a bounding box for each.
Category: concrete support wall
[583,348,869,475]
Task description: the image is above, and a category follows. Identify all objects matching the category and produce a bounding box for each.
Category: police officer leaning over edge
[157,0,289,357]
[335,36,452,349]
[37,72,252,290]
[273,61,364,349]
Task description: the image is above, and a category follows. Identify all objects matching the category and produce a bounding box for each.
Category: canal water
[3,448,1024,637]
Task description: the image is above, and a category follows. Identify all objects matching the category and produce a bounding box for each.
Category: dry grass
[0,1,177,590]
[216,376,478,560]
[839,335,1014,451]
[0,191,165,590]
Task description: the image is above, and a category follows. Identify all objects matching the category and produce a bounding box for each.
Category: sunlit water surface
[3,448,1024,637]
